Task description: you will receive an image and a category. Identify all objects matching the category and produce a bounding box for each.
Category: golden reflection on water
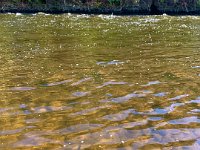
[0,13,200,149]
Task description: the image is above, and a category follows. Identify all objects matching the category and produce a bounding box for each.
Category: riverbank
[0,7,150,15]
[1,8,200,16]
[0,1,200,15]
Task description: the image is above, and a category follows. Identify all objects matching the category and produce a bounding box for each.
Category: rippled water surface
[0,13,200,149]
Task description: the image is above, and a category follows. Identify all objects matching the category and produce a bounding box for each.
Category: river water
[0,13,200,149]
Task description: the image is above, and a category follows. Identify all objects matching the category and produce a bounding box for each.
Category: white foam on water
[16,13,22,16]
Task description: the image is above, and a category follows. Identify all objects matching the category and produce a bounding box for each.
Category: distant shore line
[0,8,200,16]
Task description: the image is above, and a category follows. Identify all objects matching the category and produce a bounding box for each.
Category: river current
[0,13,200,149]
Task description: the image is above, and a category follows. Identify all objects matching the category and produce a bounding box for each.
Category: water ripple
[169,116,200,125]
[102,109,134,121]
[133,103,185,115]
[192,66,200,68]
[187,96,200,104]
[97,81,127,88]
[0,127,25,136]
[13,131,60,147]
[72,91,90,97]
[41,79,73,87]
[153,92,168,97]
[31,106,71,114]
[71,77,92,86]
[142,81,161,87]
[96,60,124,66]
[101,92,146,103]
[70,105,110,116]
[169,94,189,101]
[10,87,36,91]
[58,124,103,135]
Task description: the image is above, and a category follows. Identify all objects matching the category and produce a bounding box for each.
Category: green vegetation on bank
[1,0,200,13]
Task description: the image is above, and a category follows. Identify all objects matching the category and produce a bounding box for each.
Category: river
[0,13,200,149]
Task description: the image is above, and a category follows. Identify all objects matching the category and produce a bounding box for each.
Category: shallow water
[0,13,200,149]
